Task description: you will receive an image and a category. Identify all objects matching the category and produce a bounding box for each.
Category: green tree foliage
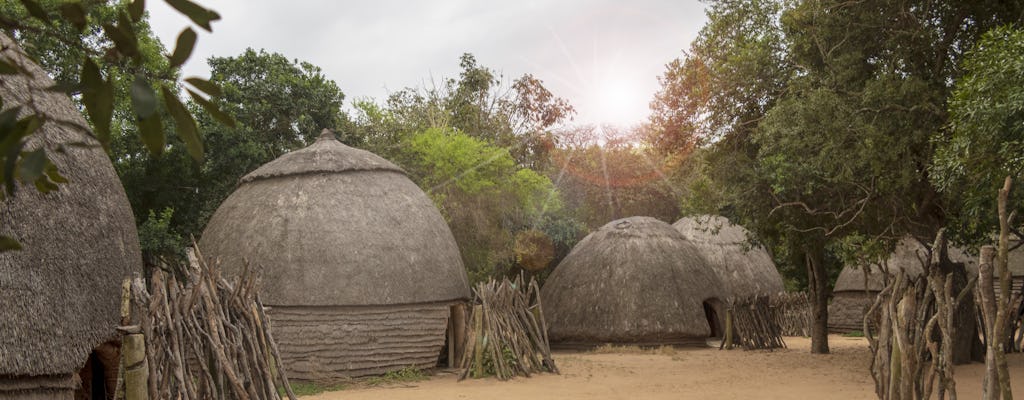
[346,53,584,282]
[352,53,574,169]
[650,0,1023,353]
[933,26,1024,243]
[400,127,576,284]
[0,0,231,251]
[117,48,346,262]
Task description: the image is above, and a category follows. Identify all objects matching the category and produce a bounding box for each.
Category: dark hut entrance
[703,299,723,338]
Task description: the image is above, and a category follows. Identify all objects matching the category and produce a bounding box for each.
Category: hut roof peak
[239,130,404,184]
[317,128,337,142]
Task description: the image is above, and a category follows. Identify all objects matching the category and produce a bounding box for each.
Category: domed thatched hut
[0,34,141,399]
[672,215,784,297]
[200,130,470,381]
[828,236,981,333]
[541,216,727,347]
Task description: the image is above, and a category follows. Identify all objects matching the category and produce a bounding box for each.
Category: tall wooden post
[450,303,467,368]
[123,333,149,400]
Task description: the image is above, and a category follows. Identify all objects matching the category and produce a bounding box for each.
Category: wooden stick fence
[722,295,787,350]
[459,276,558,381]
[115,245,296,400]
[773,292,812,337]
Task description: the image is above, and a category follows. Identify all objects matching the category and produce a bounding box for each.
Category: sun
[589,80,644,126]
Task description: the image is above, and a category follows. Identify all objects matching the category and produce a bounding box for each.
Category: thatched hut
[540,216,727,347]
[828,236,981,333]
[199,129,471,381]
[0,34,141,399]
[672,215,784,297]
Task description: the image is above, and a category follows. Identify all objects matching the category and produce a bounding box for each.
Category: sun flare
[589,80,644,126]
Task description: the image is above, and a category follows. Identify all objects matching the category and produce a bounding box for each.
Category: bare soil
[305,335,1023,399]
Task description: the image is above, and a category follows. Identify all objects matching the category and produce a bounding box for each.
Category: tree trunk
[806,243,830,354]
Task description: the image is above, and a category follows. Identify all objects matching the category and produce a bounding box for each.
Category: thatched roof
[833,236,981,293]
[0,34,141,376]
[199,130,470,306]
[672,215,784,297]
[540,216,726,343]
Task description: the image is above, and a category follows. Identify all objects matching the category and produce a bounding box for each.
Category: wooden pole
[452,303,466,368]
[724,307,734,350]
[472,304,484,378]
[123,333,149,400]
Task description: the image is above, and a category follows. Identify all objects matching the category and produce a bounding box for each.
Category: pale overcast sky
[148,1,707,127]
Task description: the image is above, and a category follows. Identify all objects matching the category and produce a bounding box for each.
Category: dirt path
[305,335,1023,399]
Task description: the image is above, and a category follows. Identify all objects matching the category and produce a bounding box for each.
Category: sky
[148,1,708,128]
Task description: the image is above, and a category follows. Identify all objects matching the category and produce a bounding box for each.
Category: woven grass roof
[672,215,784,297]
[0,34,141,376]
[541,216,726,343]
[200,130,470,306]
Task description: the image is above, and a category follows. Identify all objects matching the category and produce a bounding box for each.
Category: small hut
[199,130,471,381]
[672,215,784,297]
[540,216,727,347]
[0,34,142,399]
[828,236,981,333]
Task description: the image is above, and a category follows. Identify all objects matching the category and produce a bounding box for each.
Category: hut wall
[0,374,75,400]
[269,302,450,381]
[828,291,878,333]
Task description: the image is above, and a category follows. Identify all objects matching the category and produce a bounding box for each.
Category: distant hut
[199,130,471,381]
[672,215,784,297]
[541,216,727,347]
[0,34,142,399]
[828,236,981,333]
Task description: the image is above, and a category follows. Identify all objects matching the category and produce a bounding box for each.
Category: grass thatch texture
[541,217,727,344]
[0,33,141,378]
[673,215,785,297]
[199,129,469,307]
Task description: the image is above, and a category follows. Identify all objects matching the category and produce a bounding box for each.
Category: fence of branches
[113,246,296,400]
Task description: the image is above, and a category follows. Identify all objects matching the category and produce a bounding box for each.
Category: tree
[650,0,1023,354]
[117,49,346,264]
[354,53,574,169]
[933,25,1024,245]
[551,124,683,230]
[400,127,577,284]
[0,0,232,250]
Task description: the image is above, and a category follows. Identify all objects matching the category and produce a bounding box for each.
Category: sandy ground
[306,335,1023,400]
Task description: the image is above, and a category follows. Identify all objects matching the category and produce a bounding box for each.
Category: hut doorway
[703,299,723,338]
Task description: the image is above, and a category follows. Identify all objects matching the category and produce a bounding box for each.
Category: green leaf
[161,85,203,161]
[137,113,164,156]
[130,75,158,119]
[165,0,221,32]
[102,13,139,58]
[186,89,235,127]
[59,2,87,31]
[0,236,22,252]
[3,139,26,196]
[0,60,16,75]
[34,177,58,193]
[127,0,145,22]
[17,149,46,183]
[184,77,221,97]
[80,59,114,146]
[44,161,67,184]
[18,0,50,24]
[167,28,197,68]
